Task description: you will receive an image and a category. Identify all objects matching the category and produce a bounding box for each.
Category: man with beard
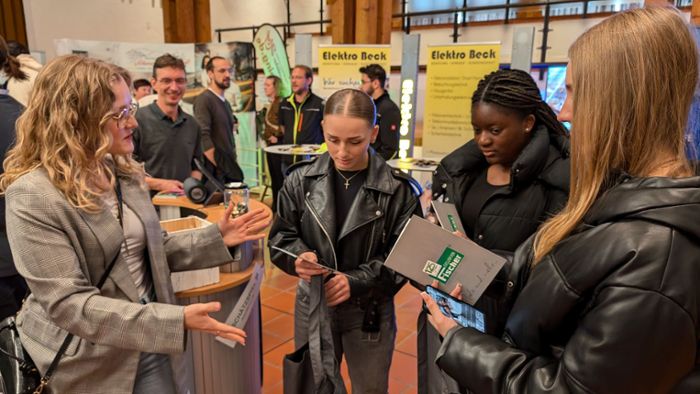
[194,56,244,182]
[359,64,400,160]
[278,65,324,170]
[133,53,203,194]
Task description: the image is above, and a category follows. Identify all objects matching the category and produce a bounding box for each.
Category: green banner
[253,24,292,97]
[234,112,258,186]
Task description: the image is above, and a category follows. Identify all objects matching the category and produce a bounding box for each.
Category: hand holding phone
[424,285,486,333]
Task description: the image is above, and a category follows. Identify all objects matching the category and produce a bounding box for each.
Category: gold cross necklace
[335,167,362,190]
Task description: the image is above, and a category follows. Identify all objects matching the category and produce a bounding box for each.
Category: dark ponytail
[0,35,28,83]
[324,88,377,127]
[472,69,566,136]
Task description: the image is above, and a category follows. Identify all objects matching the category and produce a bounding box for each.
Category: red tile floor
[259,245,421,394]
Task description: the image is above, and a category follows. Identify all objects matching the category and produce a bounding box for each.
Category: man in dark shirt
[193,56,243,182]
[278,65,324,167]
[359,64,400,160]
[133,54,203,193]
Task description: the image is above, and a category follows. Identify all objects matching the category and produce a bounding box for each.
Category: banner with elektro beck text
[422,43,500,158]
[318,45,391,98]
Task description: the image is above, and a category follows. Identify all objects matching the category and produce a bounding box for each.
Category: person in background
[133,53,203,194]
[420,68,570,394]
[193,56,244,183]
[132,78,152,101]
[425,8,700,393]
[359,64,400,160]
[269,89,421,393]
[0,35,27,320]
[5,40,40,107]
[262,75,284,212]
[278,65,324,170]
[0,55,271,393]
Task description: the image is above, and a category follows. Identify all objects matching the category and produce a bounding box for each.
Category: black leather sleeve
[267,172,313,277]
[436,280,695,393]
[345,183,423,298]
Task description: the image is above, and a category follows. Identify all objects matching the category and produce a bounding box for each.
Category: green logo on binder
[447,214,458,232]
[423,247,464,284]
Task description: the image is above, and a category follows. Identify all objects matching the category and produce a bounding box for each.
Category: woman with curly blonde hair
[424,7,700,393]
[1,55,270,393]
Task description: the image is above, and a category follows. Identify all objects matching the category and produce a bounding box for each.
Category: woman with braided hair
[419,69,570,394]
[425,8,700,392]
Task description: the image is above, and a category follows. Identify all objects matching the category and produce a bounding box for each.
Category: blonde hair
[533,8,698,263]
[0,55,143,213]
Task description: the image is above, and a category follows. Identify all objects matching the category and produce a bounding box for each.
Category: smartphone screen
[426,286,486,333]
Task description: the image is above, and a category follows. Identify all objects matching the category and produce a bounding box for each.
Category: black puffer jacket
[436,175,700,393]
[268,152,422,300]
[432,125,570,252]
[432,125,570,335]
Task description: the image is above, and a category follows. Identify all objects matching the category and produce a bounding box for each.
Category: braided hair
[472,69,567,136]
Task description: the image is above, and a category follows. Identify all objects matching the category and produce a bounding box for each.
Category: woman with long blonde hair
[423,7,700,393]
[1,55,270,393]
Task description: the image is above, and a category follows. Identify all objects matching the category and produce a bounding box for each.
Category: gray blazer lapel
[76,199,140,303]
[119,177,175,304]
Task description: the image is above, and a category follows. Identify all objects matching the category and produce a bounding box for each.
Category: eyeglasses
[157,78,188,86]
[111,102,138,128]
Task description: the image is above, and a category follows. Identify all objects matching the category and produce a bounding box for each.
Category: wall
[23,0,691,65]
[24,0,164,60]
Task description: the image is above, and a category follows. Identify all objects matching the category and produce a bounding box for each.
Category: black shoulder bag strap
[33,180,125,394]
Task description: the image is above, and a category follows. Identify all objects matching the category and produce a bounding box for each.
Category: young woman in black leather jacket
[269,89,421,393]
[424,8,700,393]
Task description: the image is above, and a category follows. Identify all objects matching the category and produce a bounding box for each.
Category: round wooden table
[386,157,439,173]
[152,195,271,394]
[263,143,323,156]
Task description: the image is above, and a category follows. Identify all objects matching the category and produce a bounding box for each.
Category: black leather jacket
[268,152,422,301]
[436,175,700,393]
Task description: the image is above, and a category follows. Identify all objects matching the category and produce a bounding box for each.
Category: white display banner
[216,262,265,349]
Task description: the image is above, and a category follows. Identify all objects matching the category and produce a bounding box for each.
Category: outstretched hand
[217,207,271,247]
[183,302,247,345]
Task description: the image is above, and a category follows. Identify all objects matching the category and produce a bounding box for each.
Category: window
[404,0,686,25]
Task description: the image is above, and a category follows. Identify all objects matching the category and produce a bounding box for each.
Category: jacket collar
[584,175,700,241]
[439,125,567,192]
[77,159,168,304]
[303,152,398,242]
[304,152,400,195]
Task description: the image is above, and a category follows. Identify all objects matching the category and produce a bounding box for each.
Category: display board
[317,45,391,98]
[55,39,196,83]
[55,38,259,185]
[422,43,500,158]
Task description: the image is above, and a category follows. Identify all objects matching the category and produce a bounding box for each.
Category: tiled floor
[259,241,421,394]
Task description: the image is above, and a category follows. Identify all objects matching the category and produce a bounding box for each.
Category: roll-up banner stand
[399,34,420,159]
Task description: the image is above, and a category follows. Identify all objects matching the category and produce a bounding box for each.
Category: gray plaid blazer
[5,169,233,393]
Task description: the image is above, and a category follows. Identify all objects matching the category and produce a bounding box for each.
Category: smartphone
[425,285,486,333]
